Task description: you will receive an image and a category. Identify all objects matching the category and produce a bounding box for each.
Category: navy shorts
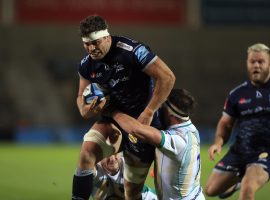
[121,130,155,163]
[215,147,270,180]
[99,111,162,164]
[119,110,161,164]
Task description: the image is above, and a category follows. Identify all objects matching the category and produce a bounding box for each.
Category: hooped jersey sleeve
[158,129,187,158]
[133,43,158,71]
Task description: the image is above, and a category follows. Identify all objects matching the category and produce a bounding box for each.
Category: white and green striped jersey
[92,157,157,200]
[155,120,205,200]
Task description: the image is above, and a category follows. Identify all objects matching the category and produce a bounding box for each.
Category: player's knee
[240,182,255,199]
[84,129,117,158]
[125,192,142,200]
[123,163,149,184]
[204,183,218,197]
[124,181,143,200]
[79,149,96,169]
[204,187,213,197]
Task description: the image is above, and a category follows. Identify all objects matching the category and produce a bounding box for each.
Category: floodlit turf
[0,143,269,200]
[0,143,79,200]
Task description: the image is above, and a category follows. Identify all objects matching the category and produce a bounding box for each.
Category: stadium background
[0,0,270,199]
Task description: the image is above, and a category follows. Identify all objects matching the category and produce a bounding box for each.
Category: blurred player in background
[72,15,175,200]
[205,43,270,200]
[112,89,205,200]
[91,153,157,200]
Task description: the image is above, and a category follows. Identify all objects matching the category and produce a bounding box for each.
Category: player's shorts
[121,130,155,163]
[92,111,162,184]
[99,111,162,164]
[121,110,162,163]
[214,147,270,180]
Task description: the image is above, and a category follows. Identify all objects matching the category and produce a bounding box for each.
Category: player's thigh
[123,162,151,198]
[241,164,269,192]
[123,152,152,184]
[124,179,145,199]
[205,170,239,196]
[81,122,122,164]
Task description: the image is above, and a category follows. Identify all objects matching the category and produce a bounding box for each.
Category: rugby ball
[83,83,106,104]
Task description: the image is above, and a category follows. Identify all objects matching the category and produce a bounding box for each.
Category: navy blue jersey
[223,80,270,153]
[78,36,157,117]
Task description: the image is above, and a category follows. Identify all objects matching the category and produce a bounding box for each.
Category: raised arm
[113,111,162,146]
[138,57,175,125]
[208,114,235,161]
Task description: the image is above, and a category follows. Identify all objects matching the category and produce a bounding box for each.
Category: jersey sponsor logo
[128,134,138,143]
[240,109,253,115]
[258,152,268,162]
[256,91,263,98]
[135,45,149,65]
[91,72,96,78]
[109,79,119,87]
[104,64,110,71]
[96,72,103,78]
[109,76,130,87]
[240,106,270,115]
[217,162,239,172]
[217,161,224,167]
[238,98,251,104]
[116,41,133,51]
[259,152,268,159]
[254,106,263,113]
[80,55,90,65]
[113,63,124,73]
[90,72,103,79]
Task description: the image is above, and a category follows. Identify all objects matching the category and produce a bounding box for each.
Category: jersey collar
[168,120,192,129]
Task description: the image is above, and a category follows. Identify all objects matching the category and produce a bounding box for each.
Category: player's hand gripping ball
[83,83,107,104]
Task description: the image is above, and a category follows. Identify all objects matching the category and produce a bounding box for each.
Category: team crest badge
[128,134,138,143]
[259,152,268,159]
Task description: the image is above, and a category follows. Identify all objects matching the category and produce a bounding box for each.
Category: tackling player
[205,43,270,200]
[112,89,205,200]
[72,15,175,200]
[91,153,157,200]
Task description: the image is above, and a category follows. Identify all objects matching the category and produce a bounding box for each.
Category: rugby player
[72,15,175,200]
[205,43,270,200]
[91,153,157,200]
[112,89,205,200]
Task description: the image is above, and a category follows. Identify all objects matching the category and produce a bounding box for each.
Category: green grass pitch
[0,143,269,200]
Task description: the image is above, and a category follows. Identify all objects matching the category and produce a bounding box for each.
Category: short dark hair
[79,15,108,37]
[168,88,196,116]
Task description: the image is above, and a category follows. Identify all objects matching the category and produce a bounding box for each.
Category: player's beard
[90,50,104,60]
[249,69,270,86]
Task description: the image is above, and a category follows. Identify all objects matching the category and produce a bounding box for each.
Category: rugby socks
[72,168,94,200]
